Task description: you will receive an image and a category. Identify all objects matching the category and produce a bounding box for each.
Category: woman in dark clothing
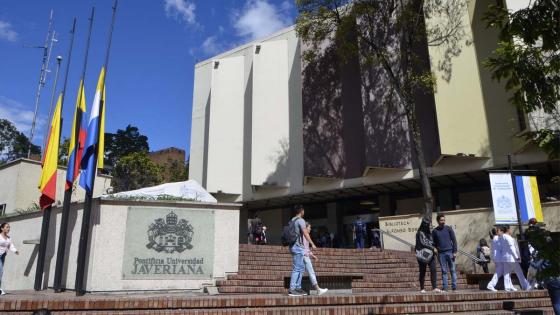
[415,218,442,293]
[476,238,491,273]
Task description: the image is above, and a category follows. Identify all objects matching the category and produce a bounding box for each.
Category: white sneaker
[420,289,426,293]
[318,288,328,296]
[0,289,6,295]
[433,288,443,293]
[505,287,518,292]
[487,286,497,292]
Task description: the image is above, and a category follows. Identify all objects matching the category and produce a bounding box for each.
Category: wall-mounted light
[255,45,261,54]
[214,61,220,69]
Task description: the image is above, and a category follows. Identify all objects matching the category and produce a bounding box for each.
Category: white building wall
[206,56,246,195]
[251,39,290,187]
[189,63,213,187]
[0,159,111,215]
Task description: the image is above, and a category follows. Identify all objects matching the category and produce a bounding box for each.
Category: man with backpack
[353,216,367,249]
[282,205,316,296]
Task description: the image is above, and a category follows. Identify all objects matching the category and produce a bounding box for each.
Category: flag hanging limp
[39,94,62,210]
[79,67,106,193]
[66,80,87,189]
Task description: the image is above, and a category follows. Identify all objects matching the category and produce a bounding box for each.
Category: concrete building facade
[0,159,112,216]
[189,1,559,246]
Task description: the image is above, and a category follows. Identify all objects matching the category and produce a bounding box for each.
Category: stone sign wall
[122,207,215,280]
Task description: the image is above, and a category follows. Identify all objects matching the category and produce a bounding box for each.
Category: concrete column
[437,188,454,211]
[239,208,249,244]
[326,202,342,235]
[379,195,392,217]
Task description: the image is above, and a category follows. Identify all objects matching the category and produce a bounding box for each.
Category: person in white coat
[0,222,20,295]
[500,225,530,291]
[487,227,513,291]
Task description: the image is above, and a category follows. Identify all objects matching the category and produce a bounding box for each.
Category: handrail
[372,228,488,265]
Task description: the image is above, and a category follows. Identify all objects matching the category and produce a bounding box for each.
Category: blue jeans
[289,246,305,290]
[0,253,5,288]
[355,236,364,249]
[303,256,317,286]
[545,278,560,315]
[438,251,457,290]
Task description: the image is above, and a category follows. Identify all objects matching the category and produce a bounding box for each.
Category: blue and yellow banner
[515,176,544,223]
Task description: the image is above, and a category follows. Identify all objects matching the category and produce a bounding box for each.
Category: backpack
[281,218,299,247]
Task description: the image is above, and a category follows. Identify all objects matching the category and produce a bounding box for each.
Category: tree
[0,119,41,163]
[484,1,560,158]
[296,0,469,219]
[104,124,149,167]
[165,157,189,182]
[112,151,163,192]
[58,138,70,166]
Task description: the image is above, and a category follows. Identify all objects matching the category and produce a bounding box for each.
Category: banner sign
[515,176,544,223]
[489,173,518,224]
[122,207,215,280]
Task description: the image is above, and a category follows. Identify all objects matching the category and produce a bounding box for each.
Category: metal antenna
[42,55,63,152]
[28,10,57,158]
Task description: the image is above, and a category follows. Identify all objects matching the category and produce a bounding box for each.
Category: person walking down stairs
[501,225,531,291]
[303,222,328,296]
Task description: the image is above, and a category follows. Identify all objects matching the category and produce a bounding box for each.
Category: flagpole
[75,0,118,296]
[54,8,95,293]
[34,18,76,292]
[33,56,62,292]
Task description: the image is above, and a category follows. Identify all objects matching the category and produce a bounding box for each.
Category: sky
[0,0,297,155]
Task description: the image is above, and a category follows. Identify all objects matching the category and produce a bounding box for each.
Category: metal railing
[372,228,488,271]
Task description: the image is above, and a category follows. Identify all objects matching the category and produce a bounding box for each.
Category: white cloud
[0,21,18,42]
[233,0,292,41]
[164,0,196,25]
[0,96,45,139]
[202,36,222,55]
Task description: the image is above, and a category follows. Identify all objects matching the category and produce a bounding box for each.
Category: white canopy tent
[103,180,217,203]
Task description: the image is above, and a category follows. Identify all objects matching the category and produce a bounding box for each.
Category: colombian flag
[39,94,62,210]
[79,68,106,193]
[515,176,544,223]
[66,80,87,189]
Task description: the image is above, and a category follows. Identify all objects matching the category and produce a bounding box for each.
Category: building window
[0,204,5,217]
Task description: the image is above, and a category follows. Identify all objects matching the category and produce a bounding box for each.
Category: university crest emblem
[146,211,194,253]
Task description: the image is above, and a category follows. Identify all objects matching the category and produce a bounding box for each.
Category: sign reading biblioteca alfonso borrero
[122,207,215,280]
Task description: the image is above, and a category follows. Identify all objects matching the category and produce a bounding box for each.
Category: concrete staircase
[217,244,478,294]
[3,245,554,314]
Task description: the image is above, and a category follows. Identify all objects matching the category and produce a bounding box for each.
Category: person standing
[415,218,442,293]
[501,225,530,291]
[0,223,20,295]
[432,214,458,292]
[303,223,328,295]
[352,216,366,249]
[287,205,316,296]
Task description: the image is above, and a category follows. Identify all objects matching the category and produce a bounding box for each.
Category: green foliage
[58,137,70,166]
[525,226,560,281]
[14,202,41,215]
[483,1,560,157]
[0,119,41,163]
[165,158,189,182]
[104,125,149,167]
[112,151,163,192]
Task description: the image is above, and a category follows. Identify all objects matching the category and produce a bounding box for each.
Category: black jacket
[416,230,435,251]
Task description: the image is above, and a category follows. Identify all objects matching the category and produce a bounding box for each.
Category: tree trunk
[404,98,434,221]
